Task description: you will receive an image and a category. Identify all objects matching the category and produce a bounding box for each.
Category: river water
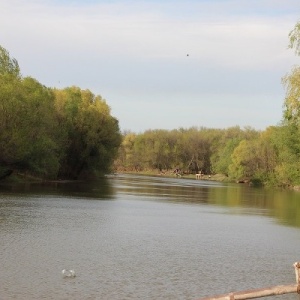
[0,174,300,300]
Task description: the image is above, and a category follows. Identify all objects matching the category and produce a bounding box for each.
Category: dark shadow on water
[0,177,116,200]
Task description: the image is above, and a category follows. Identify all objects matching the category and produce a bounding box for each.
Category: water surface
[0,174,300,299]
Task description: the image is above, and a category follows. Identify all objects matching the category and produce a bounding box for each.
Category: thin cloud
[0,0,299,131]
[1,0,296,67]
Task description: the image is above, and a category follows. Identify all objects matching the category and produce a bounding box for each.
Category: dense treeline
[0,46,121,180]
[115,126,269,183]
[115,22,300,188]
[115,118,297,187]
[1,22,300,186]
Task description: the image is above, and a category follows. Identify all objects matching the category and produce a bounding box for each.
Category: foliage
[271,124,300,186]
[277,20,300,186]
[3,20,300,186]
[52,87,121,179]
[282,66,300,125]
[117,126,261,178]
[0,73,59,177]
[210,126,258,176]
[0,46,20,78]
[228,129,277,183]
[212,138,240,176]
[0,46,121,180]
[288,21,300,56]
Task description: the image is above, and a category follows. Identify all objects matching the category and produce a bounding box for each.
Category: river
[0,174,300,300]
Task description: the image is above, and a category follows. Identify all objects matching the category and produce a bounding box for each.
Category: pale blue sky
[1,0,299,132]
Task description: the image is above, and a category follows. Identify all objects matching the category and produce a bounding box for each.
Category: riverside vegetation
[114,21,300,189]
[1,21,300,187]
[0,46,122,180]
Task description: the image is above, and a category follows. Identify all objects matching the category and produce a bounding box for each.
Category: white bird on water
[62,269,76,278]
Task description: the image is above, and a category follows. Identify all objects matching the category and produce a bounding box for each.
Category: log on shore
[199,262,300,300]
[200,284,298,300]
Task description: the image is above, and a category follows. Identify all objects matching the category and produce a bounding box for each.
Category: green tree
[0,71,24,170]
[116,132,136,171]
[288,21,300,56]
[20,77,60,177]
[176,127,211,174]
[272,124,300,186]
[283,20,300,124]
[0,46,20,78]
[54,87,121,179]
[0,74,60,178]
[228,129,277,183]
[212,138,240,176]
[0,45,121,180]
[210,126,259,177]
[277,21,300,185]
[282,66,300,125]
[0,46,61,178]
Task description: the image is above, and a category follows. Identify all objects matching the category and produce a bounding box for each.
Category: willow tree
[277,21,300,185]
[0,47,60,178]
[0,46,20,78]
[20,77,60,177]
[288,21,300,56]
[116,132,136,171]
[283,21,300,124]
[0,67,23,175]
[53,87,121,179]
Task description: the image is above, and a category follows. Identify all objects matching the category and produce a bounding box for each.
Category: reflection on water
[114,174,300,228]
[0,174,300,300]
[0,177,115,199]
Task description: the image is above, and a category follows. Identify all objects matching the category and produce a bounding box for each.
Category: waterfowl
[62,269,76,278]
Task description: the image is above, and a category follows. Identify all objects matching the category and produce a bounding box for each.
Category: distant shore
[115,170,229,182]
[0,169,230,185]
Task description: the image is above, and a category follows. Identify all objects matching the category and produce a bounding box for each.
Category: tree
[288,21,300,56]
[0,46,20,78]
[210,126,259,177]
[283,21,300,124]
[0,45,122,180]
[282,66,300,125]
[0,46,61,178]
[278,20,300,185]
[272,124,300,186]
[54,87,121,179]
[0,73,60,178]
[212,138,240,176]
[20,77,60,177]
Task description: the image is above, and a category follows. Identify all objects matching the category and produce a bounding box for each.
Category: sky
[1,0,299,133]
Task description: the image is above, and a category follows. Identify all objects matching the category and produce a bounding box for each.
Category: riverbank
[0,169,235,186]
[117,169,230,182]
